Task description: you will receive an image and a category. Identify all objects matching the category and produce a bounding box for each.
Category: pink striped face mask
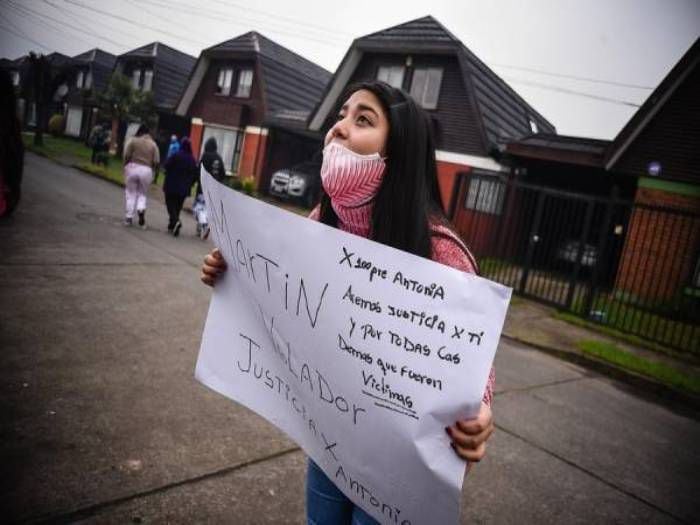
[320,142,386,207]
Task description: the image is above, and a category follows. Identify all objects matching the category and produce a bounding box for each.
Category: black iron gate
[452,173,700,354]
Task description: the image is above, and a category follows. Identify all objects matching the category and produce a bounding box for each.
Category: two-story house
[308,15,555,213]
[176,31,331,189]
[114,42,196,148]
[63,48,117,140]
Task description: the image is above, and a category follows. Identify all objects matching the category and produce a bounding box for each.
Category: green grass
[554,311,698,361]
[479,256,519,277]
[576,339,700,394]
[567,293,700,355]
[23,133,168,190]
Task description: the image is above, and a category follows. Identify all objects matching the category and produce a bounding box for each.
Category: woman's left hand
[446,402,494,463]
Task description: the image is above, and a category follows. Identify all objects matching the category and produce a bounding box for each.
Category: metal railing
[451,172,700,354]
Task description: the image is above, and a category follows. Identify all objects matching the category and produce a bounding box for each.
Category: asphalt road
[1,153,698,524]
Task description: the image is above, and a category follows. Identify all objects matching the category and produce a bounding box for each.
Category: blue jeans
[306,460,379,525]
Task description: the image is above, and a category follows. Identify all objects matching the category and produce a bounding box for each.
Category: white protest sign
[196,171,512,525]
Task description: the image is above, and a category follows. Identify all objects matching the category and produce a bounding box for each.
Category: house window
[529,118,538,133]
[142,69,153,92]
[235,69,253,98]
[377,65,405,89]
[216,68,233,96]
[464,172,505,215]
[76,70,84,88]
[409,67,443,110]
[11,71,20,86]
[84,71,92,89]
[131,69,141,90]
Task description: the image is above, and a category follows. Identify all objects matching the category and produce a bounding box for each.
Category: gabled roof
[46,52,75,69]
[73,48,117,70]
[118,42,196,110]
[506,133,611,167]
[309,16,555,150]
[605,38,700,170]
[177,32,331,130]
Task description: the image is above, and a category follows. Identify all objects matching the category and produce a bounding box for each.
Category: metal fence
[451,172,700,355]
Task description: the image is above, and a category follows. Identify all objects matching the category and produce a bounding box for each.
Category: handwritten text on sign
[196,171,511,525]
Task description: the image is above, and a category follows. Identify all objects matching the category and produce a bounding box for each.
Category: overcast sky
[1,0,698,140]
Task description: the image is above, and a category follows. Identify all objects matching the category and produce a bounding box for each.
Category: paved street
[1,153,698,524]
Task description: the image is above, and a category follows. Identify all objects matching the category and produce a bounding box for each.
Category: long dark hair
[318,80,446,259]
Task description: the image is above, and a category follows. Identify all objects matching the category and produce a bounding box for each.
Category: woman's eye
[357,115,371,125]
[336,113,345,121]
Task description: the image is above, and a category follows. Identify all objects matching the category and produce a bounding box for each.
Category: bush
[240,176,256,196]
[226,176,243,190]
[48,114,66,136]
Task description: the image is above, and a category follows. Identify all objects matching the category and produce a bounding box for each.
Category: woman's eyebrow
[355,103,379,117]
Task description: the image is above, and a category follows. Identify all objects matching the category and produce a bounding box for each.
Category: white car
[269,162,321,208]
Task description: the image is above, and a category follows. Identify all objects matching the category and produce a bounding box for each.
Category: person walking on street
[122,124,159,228]
[88,123,102,164]
[193,137,225,239]
[166,135,180,160]
[163,137,197,237]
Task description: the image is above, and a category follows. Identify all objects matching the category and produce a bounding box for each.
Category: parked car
[269,161,321,208]
[556,239,598,267]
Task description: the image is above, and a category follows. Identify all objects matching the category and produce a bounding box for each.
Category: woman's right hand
[201,248,228,286]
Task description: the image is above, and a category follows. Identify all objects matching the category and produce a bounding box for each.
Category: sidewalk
[502,297,700,409]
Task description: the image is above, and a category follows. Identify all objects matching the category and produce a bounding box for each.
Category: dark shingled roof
[505,133,611,167]
[118,42,196,110]
[312,16,555,149]
[73,48,117,92]
[605,37,700,171]
[46,52,75,69]
[205,32,331,128]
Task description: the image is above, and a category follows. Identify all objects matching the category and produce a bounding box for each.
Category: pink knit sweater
[309,206,495,406]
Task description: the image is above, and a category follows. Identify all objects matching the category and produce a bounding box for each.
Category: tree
[23,53,71,147]
[98,72,157,155]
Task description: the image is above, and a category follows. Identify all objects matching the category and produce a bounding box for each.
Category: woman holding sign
[201,80,495,524]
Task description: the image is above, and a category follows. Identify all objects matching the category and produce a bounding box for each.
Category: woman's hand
[201,248,228,286]
[446,402,494,463]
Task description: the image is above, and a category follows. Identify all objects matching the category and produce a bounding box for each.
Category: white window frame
[142,69,153,92]
[235,69,253,98]
[131,69,142,90]
[529,118,538,134]
[409,67,443,110]
[216,68,233,96]
[76,70,84,88]
[464,172,506,215]
[11,71,20,86]
[377,65,405,89]
[84,70,92,89]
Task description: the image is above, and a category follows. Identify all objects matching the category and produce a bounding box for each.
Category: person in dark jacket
[192,137,225,239]
[198,136,225,187]
[163,137,196,236]
[0,69,24,218]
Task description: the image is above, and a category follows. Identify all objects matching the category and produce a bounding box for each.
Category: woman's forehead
[342,89,383,113]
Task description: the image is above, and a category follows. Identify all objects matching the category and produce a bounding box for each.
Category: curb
[502,332,700,417]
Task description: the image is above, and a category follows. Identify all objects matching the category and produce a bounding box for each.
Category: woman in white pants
[123,124,160,228]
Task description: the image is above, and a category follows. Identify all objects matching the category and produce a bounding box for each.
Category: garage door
[65,106,83,137]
